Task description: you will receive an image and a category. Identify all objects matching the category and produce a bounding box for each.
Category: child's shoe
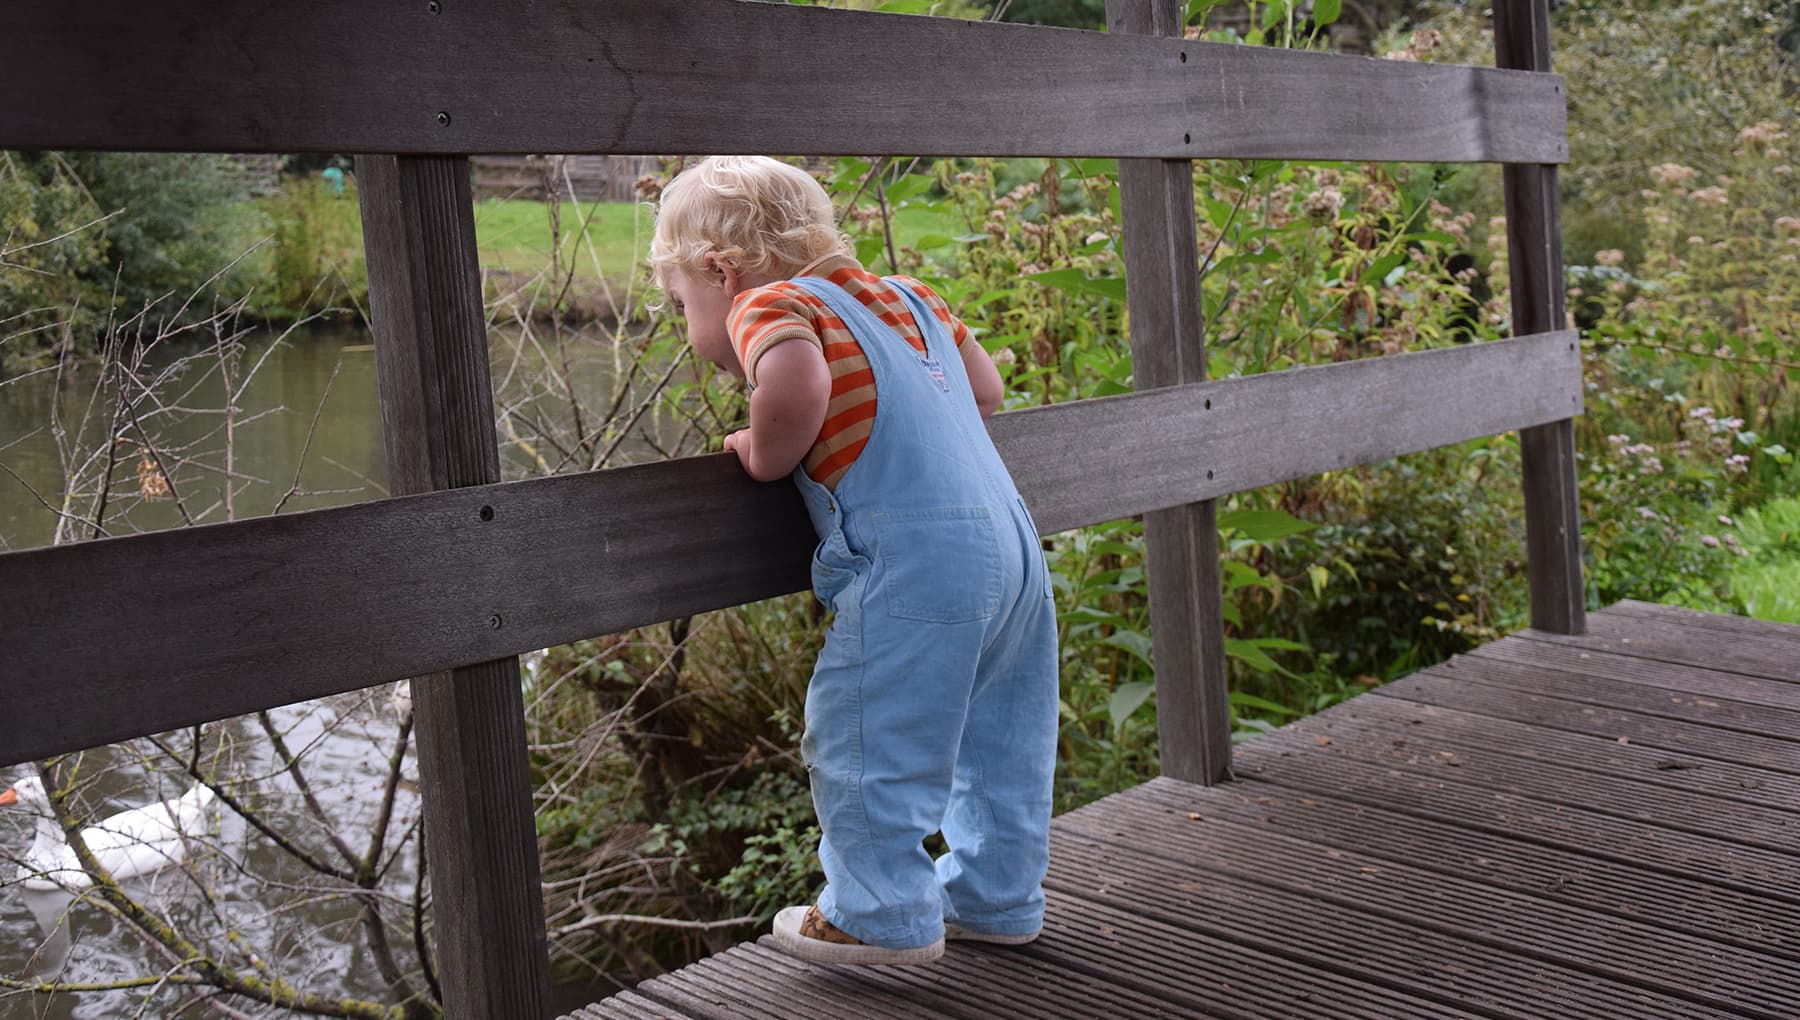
[770,905,945,965]
[944,923,1040,945]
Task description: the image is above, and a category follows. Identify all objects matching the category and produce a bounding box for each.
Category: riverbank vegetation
[1,0,1795,1012]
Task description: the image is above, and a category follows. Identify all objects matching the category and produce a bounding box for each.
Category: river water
[0,321,677,1017]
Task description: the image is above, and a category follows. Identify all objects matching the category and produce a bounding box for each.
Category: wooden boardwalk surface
[566,600,1800,1019]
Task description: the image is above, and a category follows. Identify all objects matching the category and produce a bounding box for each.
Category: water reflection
[0,322,388,551]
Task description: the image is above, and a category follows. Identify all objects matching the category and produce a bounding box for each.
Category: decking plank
[1048,831,1753,1020]
[1124,776,1800,959]
[1235,734,1800,896]
[1022,888,1488,1019]
[1059,786,1800,1017]
[564,991,697,1019]
[1377,666,1800,773]
[1518,611,1800,683]
[1466,636,1800,713]
[1349,685,1800,809]
[1605,599,1800,642]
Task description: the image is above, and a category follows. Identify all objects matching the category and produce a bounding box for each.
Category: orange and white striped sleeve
[892,276,974,349]
[729,284,825,387]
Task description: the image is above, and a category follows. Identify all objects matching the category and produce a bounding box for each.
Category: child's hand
[722,428,753,470]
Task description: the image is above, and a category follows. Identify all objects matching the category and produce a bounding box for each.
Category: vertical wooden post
[357,154,551,1019]
[1105,0,1233,785]
[1494,0,1587,635]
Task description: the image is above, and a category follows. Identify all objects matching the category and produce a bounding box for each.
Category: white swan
[1,774,214,891]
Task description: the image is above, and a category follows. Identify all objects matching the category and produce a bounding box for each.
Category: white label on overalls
[920,356,949,392]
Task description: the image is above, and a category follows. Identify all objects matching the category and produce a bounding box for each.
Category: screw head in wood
[479,505,495,522]
[489,613,504,629]
[436,111,451,127]
[428,0,441,11]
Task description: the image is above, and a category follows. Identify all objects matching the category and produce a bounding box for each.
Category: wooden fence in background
[471,155,662,202]
[0,2,1579,1016]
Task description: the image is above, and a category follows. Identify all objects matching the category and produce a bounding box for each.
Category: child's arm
[723,337,831,481]
[960,339,1005,419]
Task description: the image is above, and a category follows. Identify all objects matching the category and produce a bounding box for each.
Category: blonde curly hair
[650,156,850,287]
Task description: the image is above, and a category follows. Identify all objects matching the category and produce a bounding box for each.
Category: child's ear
[719,264,746,296]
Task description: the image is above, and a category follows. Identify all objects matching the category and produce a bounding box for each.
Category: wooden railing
[0,2,1580,1017]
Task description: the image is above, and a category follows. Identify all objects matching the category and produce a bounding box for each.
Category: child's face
[666,265,742,378]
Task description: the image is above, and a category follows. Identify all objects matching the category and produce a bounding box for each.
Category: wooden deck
[566,600,1800,1019]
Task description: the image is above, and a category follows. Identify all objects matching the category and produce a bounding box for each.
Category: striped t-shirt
[728,255,973,490]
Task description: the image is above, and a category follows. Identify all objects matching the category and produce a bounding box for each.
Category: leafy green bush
[0,152,254,369]
[0,153,111,368]
[251,174,369,319]
[1727,492,1800,624]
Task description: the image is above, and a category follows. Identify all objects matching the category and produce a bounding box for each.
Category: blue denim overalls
[786,276,1059,949]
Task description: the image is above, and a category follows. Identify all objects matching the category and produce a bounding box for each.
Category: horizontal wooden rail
[0,331,1578,767]
[2,1,1565,163]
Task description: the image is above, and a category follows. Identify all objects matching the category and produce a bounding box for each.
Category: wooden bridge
[5,1,1793,1017]
[571,599,1800,1019]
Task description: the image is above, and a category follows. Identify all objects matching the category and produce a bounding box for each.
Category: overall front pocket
[873,506,1001,623]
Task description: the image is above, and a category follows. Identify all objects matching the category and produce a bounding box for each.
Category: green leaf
[1228,691,1300,718]
[876,0,935,12]
[1360,253,1406,285]
[1225,638,1298,678]
[884,174,934,204]
[1101,630,1156,668]
[912,233,954,250]
[1026,268,1128,303]
[1204,196,1237,230]
[1108,682,1156,735]
[1223,559,1278,592]
[1312,0,1341,26]
[854,237,885,266]
[1217,508,1316,542]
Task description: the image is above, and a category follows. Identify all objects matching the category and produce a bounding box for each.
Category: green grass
[470,198,654,279]
[280,194,970,288]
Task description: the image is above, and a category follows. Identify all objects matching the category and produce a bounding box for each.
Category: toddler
[652,156,1057,965]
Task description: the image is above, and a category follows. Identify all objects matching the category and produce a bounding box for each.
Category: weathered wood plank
[1048,830,1758,1020]
[1517,612,1800,684]
[1060,787,1800,1018]
[1125,776,1800,960]
[1356,679,1800,807]
[1496,0,1585,635]
[1375,662,1800,773]
[565,991,697,1020]
[0,332,1580,767]
[1604,599,1800,642]
[0,1,1567,162]
[1376,667,1800,773]
[1235,729,1800,895]
[357,154,551,1019]
[997,330,1583,534]
[1023,889,1486,1020]
[563,991,696,1020]
[1108,0,1231,786]
[1274,693,1800,850]
[1467,636,1800,713]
